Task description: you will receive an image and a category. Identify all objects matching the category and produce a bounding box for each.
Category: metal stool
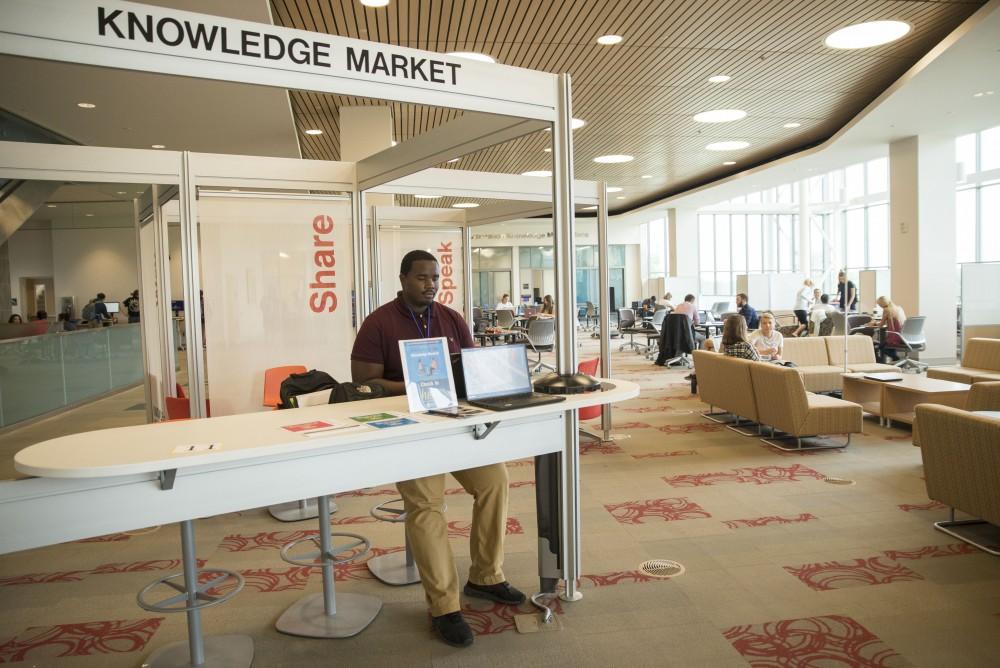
[275,495,382,638]
[268,497,338,523]
[137,520,252,667]
[367,498,421,586]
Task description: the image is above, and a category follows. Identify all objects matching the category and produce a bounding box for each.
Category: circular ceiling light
[151,144,166,149]
[452,202,480,208]
[521,170,552,177]
[707,75,731,83]
[597,34,623,45]
[641,174,652,179]
[447,158,461,164]
[85,213,94,217]
[593,154,634,163]
[304,128,323,135]
[693,109,747,123]
[705,141,749,151]
[76,102,96,109]
[413,195,441,199]
[359,0,390,7]
[722,161,737,165]
[116,191,126,194]
[606,186,623,192]
[544,118,587,131]
[446,51,495,63]
[615,196,626,200]
[47,204,57,208]
[582,205,597,211]
[824,21,910,49]
[783,122,801,128]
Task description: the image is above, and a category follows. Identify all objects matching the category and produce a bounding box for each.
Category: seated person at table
[539,294,555,317]
[721,314,761,361]
[867,296,906,362]
[735,292,759,329]
[807,293,836,335]
[495,293,515,311]
[350,250,524,649]
[7,314,22,324]
[748,312,783,359]
[658,292,673,311]
[673,293,706,347]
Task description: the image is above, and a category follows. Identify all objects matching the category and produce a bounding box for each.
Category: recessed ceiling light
[446,51,495,63]
[707,75,731,83]
[135,191,143,194]
[452,202,479,208]
[278,252,290,259]
[723,161,737,166]
[606,186,623,192]
[641,174,652,179]
[151,144,165,149]
[705,141,749,151]
[413,195,441,199]
[593,154,634,163]
[116,191,126,194]
[47,204,57,208]
[544,118,587,131]
[85,213,94,217]
[543,147,552,152]
[596,34,623,45]
[615,196,626,200]
[359,0,390,7]
[304,128,323,135]
[447,158,461,164]
[824,21,910,49]
[973,92,984,98]
[783,122,802,128]
[693,109,747,123]
[521,170,552,177]
[391,140,398,146]
[76,102,96,109]
[582,205,597,211]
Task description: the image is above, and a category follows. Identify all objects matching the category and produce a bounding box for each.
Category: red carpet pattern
[724,615,908,667]
[0,618,163,663]
[723,513,819,529]
[604,497,712,524]
[783,557,924,591]
[663,464,825,487]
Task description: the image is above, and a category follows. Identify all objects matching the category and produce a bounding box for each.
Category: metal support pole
[551,73,582,602]
[133,196,154,425]
[152,185,177,410]
[179,520,205,666]
[317,495,337,616]
[597,182,612,438]
[463,225,474,323]
[353,190,369,324]
[179,152,207,419]
[370,206,382,308]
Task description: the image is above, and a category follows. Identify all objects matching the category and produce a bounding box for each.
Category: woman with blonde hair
[748,312,783,360]
[720,314,760,361]
[869,296,906,362]
[793,278,814,330]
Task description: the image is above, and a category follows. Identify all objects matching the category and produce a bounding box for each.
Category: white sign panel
[0,0,557,120]
[378,227,465,318]
[199,196,354,416]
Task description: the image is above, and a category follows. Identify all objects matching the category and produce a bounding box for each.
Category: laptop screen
[461,344,532,400]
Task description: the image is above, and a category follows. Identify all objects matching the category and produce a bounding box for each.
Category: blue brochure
[399,337,458,413]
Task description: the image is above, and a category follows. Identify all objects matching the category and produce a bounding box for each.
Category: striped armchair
[928,338,1000,384]
[916,403,1000,555]
[750,362,863,452]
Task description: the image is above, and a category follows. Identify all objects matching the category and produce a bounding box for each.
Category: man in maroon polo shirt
[351,250,525,648]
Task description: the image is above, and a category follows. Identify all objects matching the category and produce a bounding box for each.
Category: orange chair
[263,365,308,409]
[165,396,211,420]
[175,383,186,399]
[578,358,601,421]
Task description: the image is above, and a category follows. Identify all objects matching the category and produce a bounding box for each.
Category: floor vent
[823,477,856,486]
[639,559,685,579]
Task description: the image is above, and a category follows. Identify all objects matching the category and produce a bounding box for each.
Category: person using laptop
[350,249,525,649]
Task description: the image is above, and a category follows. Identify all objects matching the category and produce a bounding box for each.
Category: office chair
[617,308,642,352]
[658,313,695,368]
[522,318,556,373]
[888,316,928,373]
[642,308,669,359]
[495,309,516,330]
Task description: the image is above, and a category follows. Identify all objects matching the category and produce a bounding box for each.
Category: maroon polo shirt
[351,297,475,381]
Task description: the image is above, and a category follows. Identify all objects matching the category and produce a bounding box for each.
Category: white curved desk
[3,379,639,667]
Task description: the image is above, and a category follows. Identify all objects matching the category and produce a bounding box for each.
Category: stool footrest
[279,532,371,568]
[137,568,244,613]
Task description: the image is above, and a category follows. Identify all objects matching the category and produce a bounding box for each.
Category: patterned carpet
[0,339,998,667]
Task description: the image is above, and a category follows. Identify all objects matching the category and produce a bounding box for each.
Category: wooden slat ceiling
[271,0,985,213]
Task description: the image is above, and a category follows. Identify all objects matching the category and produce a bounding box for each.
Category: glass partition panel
[0,333,64,426]
[62,328,113,404]
[109,324,144,387]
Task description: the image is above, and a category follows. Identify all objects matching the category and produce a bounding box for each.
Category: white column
[889,135,957,362]
[798,181,811,277]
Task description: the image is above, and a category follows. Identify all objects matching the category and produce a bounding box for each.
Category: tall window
[575,245,626,306]
[956,125,1000,263]
[699,213,799,298]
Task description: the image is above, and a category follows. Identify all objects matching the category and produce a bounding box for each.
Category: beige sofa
[916,402,1000,554]
[750,362,863,451]
[781,337,845,393]
[927,338,1000,384]
[693,350,759,433]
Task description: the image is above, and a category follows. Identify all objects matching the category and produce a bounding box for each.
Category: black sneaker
[463,580,526,605]
[431,611,473,648]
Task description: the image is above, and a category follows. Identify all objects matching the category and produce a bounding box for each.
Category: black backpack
[278,370,385,408]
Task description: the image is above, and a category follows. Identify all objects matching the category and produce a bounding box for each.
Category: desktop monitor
[104,302,120,314]
[631,301,641,309]
[461,345,532,401]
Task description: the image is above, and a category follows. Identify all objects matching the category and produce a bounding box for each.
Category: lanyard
[406,303,433,339]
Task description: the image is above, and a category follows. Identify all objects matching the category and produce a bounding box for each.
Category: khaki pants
[397,463,509,617]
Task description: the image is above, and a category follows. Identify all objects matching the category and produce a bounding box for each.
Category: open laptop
[460,344,565,411]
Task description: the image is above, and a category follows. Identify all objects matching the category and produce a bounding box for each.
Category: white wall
[51,228,139,311]
[7,227,53,317]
